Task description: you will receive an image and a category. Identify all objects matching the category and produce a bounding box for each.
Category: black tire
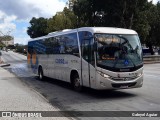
[72,74,82,92]
[38,67,44,80]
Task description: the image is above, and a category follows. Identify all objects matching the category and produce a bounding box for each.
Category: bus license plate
[120,85,128,88]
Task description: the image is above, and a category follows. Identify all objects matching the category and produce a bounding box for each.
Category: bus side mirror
[93,42,97,51]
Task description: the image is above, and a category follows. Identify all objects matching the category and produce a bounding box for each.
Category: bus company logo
[55,59,68,64]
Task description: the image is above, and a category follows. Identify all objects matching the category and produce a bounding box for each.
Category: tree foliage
[27,17,48,38]
[147,2,160,46]
[0,35,14,41]
[72,0,160,54]
[27,0,160,52]
[73,0,150,41]
[46,7,77,33]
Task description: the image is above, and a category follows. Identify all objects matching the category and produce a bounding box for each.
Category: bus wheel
[38,67,44,80]
[72,74,82,92]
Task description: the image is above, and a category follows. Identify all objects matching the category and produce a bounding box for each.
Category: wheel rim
[74,78,80,88]
[39,70,43,80]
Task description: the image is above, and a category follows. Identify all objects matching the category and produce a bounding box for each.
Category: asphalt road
[1,51,160,120]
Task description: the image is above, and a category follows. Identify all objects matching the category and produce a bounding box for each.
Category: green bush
[15,44,27,55]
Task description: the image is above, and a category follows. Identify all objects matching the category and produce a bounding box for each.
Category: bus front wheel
[72,74,82,92]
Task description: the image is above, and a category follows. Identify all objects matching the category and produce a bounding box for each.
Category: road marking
[144,74,160,79]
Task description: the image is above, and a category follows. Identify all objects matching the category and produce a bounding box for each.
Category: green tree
[0,35,14,41]
[73,0,93,27]
[73,0,151,44]
[27,17,48,38]
[27,0,160,55]
[147,2,160,46]
[154,2,160,46]
[46,7,77,33]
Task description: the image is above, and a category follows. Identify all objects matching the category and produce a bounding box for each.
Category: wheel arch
[70,70,80,84]
[38,65,43,74]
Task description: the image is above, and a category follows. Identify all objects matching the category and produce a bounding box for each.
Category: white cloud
[23,0,66,18]
[22,27,27,34]
[148,0,159,4]
[14,37,30,45]
[0,11,5,20]
[0,0,66,20]
[0,0,67,44]
[0,11,16,35]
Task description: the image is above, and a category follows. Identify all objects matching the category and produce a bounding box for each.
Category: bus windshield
[95,34,143,72]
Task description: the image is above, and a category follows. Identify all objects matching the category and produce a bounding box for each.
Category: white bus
[27,27,143,91]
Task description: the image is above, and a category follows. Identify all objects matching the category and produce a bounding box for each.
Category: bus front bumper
[95,73,143,90]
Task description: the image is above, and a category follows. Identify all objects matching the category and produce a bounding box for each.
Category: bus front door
[81,39,96,88]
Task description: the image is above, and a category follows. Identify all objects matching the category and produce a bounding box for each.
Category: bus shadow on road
[4,64,138,100]
[34,76,137,99]
[13,75,139,110]
[82,87,137,99]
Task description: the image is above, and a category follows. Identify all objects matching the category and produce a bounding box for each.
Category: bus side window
[28,47,32,54]
[28,42,34,54]
[65,33,79,56]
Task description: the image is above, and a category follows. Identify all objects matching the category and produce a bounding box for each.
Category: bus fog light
[97,71,110,78]
[100,81,105,87]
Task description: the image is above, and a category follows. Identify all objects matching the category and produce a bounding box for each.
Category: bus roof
[77,27,137,35]
[28,27,137,42]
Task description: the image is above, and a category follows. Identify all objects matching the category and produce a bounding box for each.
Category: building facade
[1,40,14,46]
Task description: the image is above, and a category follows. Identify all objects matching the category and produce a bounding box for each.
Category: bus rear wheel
[38,67,44,80]
[72,74,82,92]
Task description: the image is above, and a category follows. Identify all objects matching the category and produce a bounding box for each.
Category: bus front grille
[111,77,136,81]
[112,82,137,88]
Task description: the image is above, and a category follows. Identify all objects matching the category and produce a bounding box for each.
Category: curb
[0,63,10,67]
[143,61,160,64]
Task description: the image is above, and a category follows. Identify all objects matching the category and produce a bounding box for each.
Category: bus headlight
[97,71,110,78]
[136,72,143,77]
[104,74,110,78]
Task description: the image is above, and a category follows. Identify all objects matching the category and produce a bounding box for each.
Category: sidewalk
[0,55,10,67]
[0,67,73,120]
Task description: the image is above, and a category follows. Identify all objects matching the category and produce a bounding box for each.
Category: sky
[0,0,68,44]
[0,0,159,45]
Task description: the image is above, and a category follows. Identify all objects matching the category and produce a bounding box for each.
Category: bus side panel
[38,54,49,77]
[27,41,39,75]
[48,54,81,83]
[64,55,81,83]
